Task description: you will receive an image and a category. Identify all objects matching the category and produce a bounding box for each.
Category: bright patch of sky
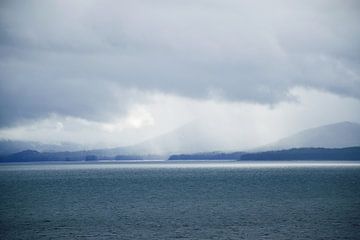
[0,0,359,150]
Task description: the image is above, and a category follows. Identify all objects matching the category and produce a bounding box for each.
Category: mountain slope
[263,121,360,150]
[119,121,233,155]
[3,121,360,158]
[241,147,360,160]
[0,140,85,156]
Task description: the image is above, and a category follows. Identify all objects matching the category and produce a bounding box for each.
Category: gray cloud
[0,0,359,126]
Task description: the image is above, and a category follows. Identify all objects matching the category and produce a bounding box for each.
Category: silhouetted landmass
[1,147,359,162]
[0,140,85,156]
[0,150,165,162]
[240,146,360,160]
[168,152,245,160]
[259,122,360,151]
[3,150,42,162]
[0,150,88,162]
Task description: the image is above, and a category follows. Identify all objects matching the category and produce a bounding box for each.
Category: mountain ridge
[1,121,359,159]
[258,121,360,151]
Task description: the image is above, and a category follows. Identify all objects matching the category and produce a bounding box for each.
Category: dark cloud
[0,0,359,126]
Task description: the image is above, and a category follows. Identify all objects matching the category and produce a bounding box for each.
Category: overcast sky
[0,0,359,149]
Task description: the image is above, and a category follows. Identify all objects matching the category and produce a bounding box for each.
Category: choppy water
[1,161,360,240]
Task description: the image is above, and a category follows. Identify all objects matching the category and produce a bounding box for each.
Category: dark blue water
[1,161,360,240]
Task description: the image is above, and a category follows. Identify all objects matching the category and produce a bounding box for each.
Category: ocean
[1,161,360,240]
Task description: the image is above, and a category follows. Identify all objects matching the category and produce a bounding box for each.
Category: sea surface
[1,161,360,240]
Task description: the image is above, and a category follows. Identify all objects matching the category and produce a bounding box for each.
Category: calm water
[1,161,360,240]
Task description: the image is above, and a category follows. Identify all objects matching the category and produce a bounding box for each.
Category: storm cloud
[1,0,360,126]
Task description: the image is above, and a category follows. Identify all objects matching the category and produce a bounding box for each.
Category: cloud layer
[1,88,360,150]
[0,0,359,127]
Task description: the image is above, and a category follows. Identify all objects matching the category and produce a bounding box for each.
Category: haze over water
[1,161,360,240]
[1,1,360,239]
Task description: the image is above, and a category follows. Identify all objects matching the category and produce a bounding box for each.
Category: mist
[0,0,359,151]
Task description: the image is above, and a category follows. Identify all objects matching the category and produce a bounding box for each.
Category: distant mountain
[126,121,360,155]
[0,140,85,156]
[0,120,246,157]
[0,149,165,162]
[0,137,173,160]
[118,121,238,155]
[2,121,360,161]
[241,146,360,161]
[0,121,241,161]
[261,122,360,150]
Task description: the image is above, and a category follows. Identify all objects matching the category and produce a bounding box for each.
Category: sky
[0,0,359,150]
